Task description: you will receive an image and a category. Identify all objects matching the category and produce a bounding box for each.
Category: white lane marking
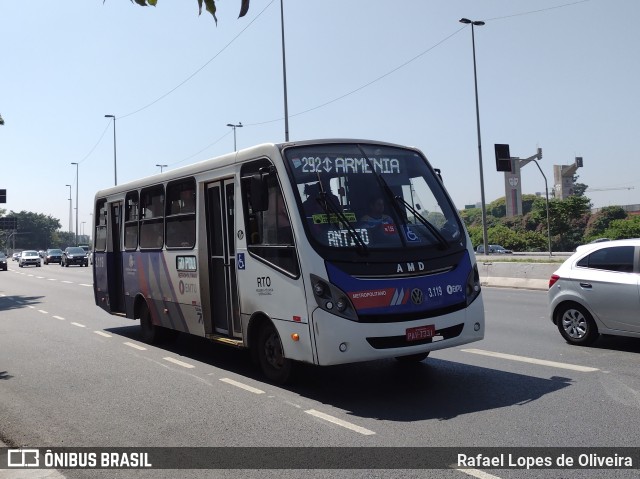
[462,349,599,372]
[53,316,65,320]
[36,276,44,279]
[48,278,57,281]
[27,305,35,309]
[124,342,147,351]
[220,378,265,395]
[61,281,73,284]
[79,283,92,287]
[71,322,86,328]
[94,331,112,338]
[305,409,375,436]
[38,310,48,314]
[163,357,195,369]
[458,469,503,479]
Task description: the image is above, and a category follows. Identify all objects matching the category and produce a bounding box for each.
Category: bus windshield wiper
[394,195,449,250]
[355,144,410,247]
[314,192,369,255]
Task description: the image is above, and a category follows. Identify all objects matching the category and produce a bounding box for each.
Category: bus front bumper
[310,295,485,366]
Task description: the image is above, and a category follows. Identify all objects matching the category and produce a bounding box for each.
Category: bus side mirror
[251,174,269,212]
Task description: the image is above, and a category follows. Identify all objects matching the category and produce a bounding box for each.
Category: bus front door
[205,180,240,336]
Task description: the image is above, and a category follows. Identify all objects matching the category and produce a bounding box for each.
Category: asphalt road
[1,261,640,479]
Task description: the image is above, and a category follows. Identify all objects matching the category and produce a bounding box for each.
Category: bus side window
[166,178,196,249]
[140,185,164,249]
[240,160,299,277]
[124,191,139,250]
[95,199,108,251]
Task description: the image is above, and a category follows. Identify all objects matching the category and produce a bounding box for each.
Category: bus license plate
[406,325,435,342]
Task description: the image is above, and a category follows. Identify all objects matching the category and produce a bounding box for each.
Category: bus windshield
[284,143,462,252]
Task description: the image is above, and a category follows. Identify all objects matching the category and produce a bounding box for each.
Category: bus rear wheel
[139,305,158,344]
[257,321,293,384]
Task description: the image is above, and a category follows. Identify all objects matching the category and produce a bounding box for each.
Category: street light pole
[105,115,117,185]
[65,184,72,235]
[460,18,489,256]
[530,158,552,257]
[71,162,79,246]
[156,164,167,173]
[226,122,243,151]
[280,0,290,141]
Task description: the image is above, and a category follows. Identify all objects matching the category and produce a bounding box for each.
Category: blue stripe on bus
[325,254,470,315]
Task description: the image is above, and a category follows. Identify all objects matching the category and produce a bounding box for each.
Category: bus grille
[357,301,466,323]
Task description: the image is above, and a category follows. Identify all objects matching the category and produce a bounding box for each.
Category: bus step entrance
[206,335,244,348]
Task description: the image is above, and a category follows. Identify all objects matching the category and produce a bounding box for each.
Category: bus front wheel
[256,321,293,384]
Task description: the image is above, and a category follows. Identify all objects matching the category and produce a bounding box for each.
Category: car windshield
[23,251,38,257]
[48,249,63,254]
[284,143,462,251]
[66,247,85,254]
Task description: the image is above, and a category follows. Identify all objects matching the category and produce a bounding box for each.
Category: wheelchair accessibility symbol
[237,253,245,270]
[403,226,420,242]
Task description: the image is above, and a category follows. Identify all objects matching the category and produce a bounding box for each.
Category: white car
[548,238,640,345]
[19,250,41,268]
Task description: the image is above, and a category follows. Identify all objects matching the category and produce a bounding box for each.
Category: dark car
[476,244,513,254]
[61,246,89,267]
[0,253,7,271]
[44,248,63,265]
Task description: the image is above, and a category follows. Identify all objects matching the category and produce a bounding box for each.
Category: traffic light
[0,189,6,203]
[575,157,583,168]
[495,144,512,172]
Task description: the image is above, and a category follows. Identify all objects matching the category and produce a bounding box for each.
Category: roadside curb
[480,276,549,291]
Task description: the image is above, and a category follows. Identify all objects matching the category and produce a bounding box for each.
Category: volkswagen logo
[410,288,424,305]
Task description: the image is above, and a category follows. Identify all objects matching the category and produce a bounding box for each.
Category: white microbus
[93,140,484,383]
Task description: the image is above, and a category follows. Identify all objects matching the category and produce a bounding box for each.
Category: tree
[9,211,61,250]
[127,0,250,24]
[530,195,591,251]
[583,206,627,241]
[602,216,640,239]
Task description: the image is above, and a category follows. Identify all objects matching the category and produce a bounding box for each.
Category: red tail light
[549,274,560,289]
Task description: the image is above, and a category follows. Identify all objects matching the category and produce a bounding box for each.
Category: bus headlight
[310,274,358,321]
[466,264,481,306]
[336,297,348,312]
[313,281,327,297]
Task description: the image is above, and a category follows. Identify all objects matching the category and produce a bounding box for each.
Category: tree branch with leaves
[122,0,250,24]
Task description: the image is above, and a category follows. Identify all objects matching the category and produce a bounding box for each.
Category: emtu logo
[7,449,40,467]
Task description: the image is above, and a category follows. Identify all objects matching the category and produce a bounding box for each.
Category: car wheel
[395,352,430,363]
[256,321,293,384]
[556,302,599,346]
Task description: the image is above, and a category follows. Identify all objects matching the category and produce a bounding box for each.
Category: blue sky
[1,0,638,235]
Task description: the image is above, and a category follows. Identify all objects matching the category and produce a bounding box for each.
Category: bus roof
[93,138,419,199]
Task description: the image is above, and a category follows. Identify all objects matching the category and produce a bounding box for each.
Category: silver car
[19,250,41,268]
[548,238,640,345]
